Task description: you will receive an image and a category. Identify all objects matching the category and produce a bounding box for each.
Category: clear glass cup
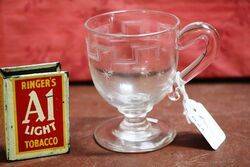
[84,9,219,153]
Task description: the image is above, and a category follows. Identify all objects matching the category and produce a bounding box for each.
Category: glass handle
[178,22,220,83]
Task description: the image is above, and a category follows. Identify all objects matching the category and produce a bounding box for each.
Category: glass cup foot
[94,116,176,153]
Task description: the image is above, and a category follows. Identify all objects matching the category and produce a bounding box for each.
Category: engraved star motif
[103,70,113,79]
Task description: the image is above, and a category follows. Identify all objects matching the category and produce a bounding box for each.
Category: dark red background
[15,76,64,152]
[0,0,249,81]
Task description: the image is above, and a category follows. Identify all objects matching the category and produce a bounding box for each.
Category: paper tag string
[175,72,192,124]
[173,71,226,150]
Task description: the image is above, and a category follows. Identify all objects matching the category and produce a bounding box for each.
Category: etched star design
[103,70,113,79]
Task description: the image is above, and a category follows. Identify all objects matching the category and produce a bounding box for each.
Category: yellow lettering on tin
[24,137,59,149]
[51,78,56,87]
[21,82,26,90]
[29,81,35,89]
[45,79,50,87]
[21,78,57,90]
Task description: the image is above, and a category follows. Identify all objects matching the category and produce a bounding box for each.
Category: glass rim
[84,9,180,38]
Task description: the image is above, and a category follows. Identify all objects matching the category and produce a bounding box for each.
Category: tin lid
[0,62,61,78]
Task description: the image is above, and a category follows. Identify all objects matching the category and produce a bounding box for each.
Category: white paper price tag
[175,72,226,150]
[183,99,226,150]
